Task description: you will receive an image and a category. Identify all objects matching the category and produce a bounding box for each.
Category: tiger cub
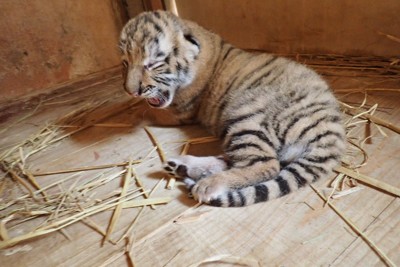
[119,11,346,207]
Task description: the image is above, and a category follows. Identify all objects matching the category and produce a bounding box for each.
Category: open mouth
[146,91,170,108]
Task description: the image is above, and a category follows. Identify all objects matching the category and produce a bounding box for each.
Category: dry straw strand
[24,170,49,201]
[341,103,400,134]
[335,166,400,197]
[31,160,141,176]
[335,88,400,93]
[122,197,172,209]
[188,136,219,145]
[332,186,363,199]
[325,173,345,207]
[180,142,191,155]
[377,31,400,44]
[144,126,166,163]
[143,126,178,190]
[116,178,162,244]
[104,160,134,243]
[166,177,176,190]
[7,167,36,199]
[93,123,134,128]
[0,216,11,241]
[132,168,156,209]
[81,217,117,245]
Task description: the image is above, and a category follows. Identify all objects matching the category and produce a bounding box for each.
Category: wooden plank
[0,66,121,125]
[332,199,400,266]
[1,64,399,266]
[142,0,165,11]
[111,84,399,266]
[175,0,400,57]
[113,188,397,266]
[0,1,125,102]
[125,0,146,18]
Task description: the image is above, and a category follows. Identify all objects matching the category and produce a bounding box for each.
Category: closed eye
[145,61,164,70]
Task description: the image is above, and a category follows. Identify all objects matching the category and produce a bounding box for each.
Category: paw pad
[167,161,176,167]
[164,160,188,178]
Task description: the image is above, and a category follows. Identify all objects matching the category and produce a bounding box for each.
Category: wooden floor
[0,62,399,267]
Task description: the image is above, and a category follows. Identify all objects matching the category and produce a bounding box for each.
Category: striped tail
[208,155,342,207]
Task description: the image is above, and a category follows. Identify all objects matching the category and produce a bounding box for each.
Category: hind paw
[163,155,227,181]
[191,177,227,203]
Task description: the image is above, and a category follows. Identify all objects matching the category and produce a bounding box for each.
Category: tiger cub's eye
[145,61,164,70]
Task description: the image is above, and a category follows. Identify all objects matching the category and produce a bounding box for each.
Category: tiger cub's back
[119,11,346,207]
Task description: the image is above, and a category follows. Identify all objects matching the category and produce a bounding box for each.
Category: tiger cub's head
[119,11,200,108]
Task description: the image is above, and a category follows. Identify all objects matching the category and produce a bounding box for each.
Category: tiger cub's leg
[164,155,227,181]
[191,159,280,203]
[191,129,280,203]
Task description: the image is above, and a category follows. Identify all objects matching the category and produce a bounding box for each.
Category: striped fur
[120,11,346,207]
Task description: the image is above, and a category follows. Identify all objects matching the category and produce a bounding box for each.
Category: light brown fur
[120,11,346,207]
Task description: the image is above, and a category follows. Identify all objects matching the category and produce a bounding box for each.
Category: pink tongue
[148,98,160,105]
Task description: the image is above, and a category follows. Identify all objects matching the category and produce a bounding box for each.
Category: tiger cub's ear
[184,34,200,49]
[183,33,200,58]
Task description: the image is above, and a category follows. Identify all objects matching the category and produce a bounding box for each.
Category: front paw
[191,178,227,203]
[163,156,212,180]
[163,159,188,178]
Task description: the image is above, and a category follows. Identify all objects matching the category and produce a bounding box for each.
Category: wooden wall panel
[175,0,400,57]
[0,0,128,103]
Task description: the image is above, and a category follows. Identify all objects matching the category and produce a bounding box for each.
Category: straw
[144,126,177,190]
[104,160,134,243]
[143,126,167,163]
[116,178,166,244]
[334,166,400,197]
[31,160,141,176]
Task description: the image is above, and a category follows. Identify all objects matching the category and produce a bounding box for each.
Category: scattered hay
[341,101,400,134]
[0,162,171,249]
[285,54,400,78]
[335,166,399,197]
[0,99,172,252]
